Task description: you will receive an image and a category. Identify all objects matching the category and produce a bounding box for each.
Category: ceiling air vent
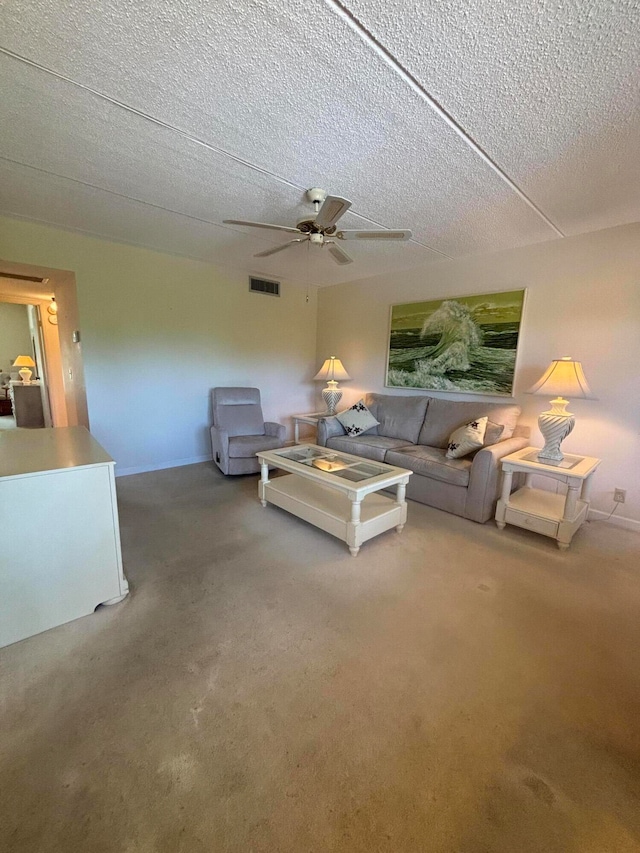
[249,276,280,296]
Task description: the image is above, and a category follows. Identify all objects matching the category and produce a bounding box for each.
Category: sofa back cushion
[418,398,521,448]
[364,393,430,444]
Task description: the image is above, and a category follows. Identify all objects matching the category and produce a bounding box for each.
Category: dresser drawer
[505,507,559,538]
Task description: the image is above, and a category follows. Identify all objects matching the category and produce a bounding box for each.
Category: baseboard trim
[588,508,640,532]
[116,454,211,477]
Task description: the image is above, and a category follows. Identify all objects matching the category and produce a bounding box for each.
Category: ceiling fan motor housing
[296,217,336,236]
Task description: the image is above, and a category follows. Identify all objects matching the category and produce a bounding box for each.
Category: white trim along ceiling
[1,0,638,286]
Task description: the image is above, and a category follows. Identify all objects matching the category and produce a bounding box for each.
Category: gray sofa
[317,393,529,523]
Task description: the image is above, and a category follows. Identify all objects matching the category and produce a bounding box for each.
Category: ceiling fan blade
[327,243,353,265]
[253,238,307,258]
[224,219,301,234]
[314,196,352,230]
[336,229,412,241]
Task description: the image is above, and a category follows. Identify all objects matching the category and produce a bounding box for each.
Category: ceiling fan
[223,188,412,265]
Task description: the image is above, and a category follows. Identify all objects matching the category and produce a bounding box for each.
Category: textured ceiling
[1,0,638,286]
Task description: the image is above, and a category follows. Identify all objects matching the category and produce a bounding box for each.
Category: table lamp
[314,356,351,414]
[526,357,595,462]
[12,355,36,384]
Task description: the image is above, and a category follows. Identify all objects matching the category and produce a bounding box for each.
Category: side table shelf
[495,447,601,550]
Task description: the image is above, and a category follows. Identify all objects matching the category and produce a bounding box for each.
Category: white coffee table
[256,444,412,556]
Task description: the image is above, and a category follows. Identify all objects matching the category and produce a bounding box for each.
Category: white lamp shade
[12,355,36,368]
[527,357,595,399]
[313,357,351,382]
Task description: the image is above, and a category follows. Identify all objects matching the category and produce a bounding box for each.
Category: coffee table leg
[348,498,361,557]
[395,482,406,532]
[259,459,269,507]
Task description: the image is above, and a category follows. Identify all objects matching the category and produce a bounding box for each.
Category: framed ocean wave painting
[385,289,526,396]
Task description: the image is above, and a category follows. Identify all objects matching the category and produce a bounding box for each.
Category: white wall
[0,302,32,378]
[0,216,318,474]
[316,223,640,526]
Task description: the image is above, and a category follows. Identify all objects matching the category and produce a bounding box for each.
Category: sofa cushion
[336,399,379,436]
[228,434,283,458]
[326,434,414,463]
[418,398,521,448]
[364,393,430,444]
[385,446,472,488]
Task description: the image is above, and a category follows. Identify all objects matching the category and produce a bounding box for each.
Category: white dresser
[8,380,46,427]
[0,426,129,648]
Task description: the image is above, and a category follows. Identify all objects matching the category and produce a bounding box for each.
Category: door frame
[0,259,88,428]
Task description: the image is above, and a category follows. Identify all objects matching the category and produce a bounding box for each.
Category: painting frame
[385,288,527,397]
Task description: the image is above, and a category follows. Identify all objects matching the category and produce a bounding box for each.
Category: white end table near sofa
[291,412,327,444]
[495,446,601,550]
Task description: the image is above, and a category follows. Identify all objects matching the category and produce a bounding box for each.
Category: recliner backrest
[212,387,266,437]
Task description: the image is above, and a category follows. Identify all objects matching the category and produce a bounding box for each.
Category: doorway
[0,300,52,429]
[0,261,88,428]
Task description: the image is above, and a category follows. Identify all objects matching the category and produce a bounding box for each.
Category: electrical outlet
[614,488,626,504]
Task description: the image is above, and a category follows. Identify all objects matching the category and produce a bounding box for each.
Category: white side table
[495,446,601,550]
[291,412,328,444]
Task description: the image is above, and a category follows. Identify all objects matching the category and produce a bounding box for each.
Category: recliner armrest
[264,421,286,442]
[316,416,346,447]
[210,425,230,473]
[211,425,229,449]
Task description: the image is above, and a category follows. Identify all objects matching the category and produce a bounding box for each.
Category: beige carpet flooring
[2,462,640,852]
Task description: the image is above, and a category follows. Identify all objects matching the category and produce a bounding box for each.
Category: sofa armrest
[264,421,286,442]
[512,424,531,439]
[465,435,530,523]
[316,416,346,447]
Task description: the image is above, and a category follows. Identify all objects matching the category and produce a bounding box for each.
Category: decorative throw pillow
[483,420,505,447]
[336,399,380,437]
[446,416,488,459]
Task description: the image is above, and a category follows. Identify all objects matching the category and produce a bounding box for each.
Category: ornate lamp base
[18,368,33,384]
[537,397,575,462]
[322,381,342,415]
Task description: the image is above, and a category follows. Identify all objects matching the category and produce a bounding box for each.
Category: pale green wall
[0,216,318,472]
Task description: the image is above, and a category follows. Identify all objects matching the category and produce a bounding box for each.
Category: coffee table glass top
[273,446,390,483]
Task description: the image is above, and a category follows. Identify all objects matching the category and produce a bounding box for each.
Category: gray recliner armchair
[210,387,286,475]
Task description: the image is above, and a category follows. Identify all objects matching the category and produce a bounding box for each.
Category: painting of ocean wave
[386,290,526,396]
